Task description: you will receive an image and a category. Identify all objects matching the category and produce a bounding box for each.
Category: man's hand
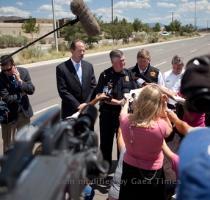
[77,103,88,111]
[96,93,110,101]
[13,67,22,83]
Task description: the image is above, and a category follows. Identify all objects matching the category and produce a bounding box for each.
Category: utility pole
[194,0,197,30]
[52,0,58,52]
[171,11,174,23]
[111,0,114,23]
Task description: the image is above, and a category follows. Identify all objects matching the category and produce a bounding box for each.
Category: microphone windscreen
[70,0,100,36]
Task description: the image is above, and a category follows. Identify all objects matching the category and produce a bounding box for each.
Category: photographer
[173,55,210,199]
[93,49,135,168]
[0,55,35,154]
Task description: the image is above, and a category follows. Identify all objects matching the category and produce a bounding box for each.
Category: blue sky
[0,0,210,28]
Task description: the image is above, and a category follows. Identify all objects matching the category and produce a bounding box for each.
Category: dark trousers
[99,109,120,167]
[119,162,166,200]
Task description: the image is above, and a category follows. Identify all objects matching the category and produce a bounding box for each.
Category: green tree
[133,19,144,32]
[22,16,39,40]
[142,23,151,33]
[103,18,133,44]
[181,24,195,33]
[153,23,161,32]
[61,19,101,48]
[168,20,182,33]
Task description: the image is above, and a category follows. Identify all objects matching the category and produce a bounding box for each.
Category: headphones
[182,55,210,113]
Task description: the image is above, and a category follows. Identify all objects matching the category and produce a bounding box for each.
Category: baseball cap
[177,127,210,200]
[180,55,210,96]
[180,55,210,112]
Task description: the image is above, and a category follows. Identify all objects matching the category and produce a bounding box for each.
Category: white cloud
[16,2,23,6]
[55,0,92,6]
[157,2,176,8]
[39,4,63,12]
[147,13,181,24]
[178,0,210,12]
[94,7,126,22]
[114,0,151,9]
[0,6,30,17]
[39,4,75,19]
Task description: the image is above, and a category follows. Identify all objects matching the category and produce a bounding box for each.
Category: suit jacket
[0,67,35,123]
[56,59,97,119]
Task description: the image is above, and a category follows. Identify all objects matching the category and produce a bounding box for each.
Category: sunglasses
[2,67,13,72]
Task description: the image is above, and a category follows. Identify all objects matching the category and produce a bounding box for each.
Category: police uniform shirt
[95,67,134,109]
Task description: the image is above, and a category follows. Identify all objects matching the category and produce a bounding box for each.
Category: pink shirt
[120,114,168,170]
[183,112,205,127]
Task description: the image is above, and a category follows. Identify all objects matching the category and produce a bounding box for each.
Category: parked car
[160,31,170,36]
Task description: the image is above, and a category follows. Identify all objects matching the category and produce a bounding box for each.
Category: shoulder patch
[150,71,157,77]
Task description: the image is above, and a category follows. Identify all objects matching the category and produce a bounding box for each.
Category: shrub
[133,31,146,43]
[0,35,28,48]
[147,32,159,43]
[19,46,43,60]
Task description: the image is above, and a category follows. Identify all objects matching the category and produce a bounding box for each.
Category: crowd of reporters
[0,39,210,200]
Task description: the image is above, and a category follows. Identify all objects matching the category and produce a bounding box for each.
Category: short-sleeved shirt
[120,114,169,170]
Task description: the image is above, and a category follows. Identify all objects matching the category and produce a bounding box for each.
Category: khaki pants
[1,112,30,154]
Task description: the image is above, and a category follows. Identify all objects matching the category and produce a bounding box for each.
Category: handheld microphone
[70,0,101,36]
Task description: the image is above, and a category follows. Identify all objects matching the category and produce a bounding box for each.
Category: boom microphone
[71,0,100,36]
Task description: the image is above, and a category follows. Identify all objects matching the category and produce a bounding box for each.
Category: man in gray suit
[56,39,97,119]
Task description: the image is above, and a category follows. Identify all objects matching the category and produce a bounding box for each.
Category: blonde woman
[118,84,172,200]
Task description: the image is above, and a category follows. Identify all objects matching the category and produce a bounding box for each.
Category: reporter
[119,84,172,200]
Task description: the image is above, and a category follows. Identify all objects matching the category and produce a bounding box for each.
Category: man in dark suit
[0,55,35,153]
[56,39,97,119]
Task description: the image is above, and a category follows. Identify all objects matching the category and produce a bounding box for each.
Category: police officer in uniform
[129,48,165,87]
[93,49,135,168]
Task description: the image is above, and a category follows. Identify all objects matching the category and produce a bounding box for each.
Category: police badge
[150,71,156,77]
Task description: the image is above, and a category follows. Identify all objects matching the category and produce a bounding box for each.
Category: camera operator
[170,55,210,199]
[92,49,135,168]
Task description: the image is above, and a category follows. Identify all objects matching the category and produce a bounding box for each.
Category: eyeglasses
[2,67,13,72]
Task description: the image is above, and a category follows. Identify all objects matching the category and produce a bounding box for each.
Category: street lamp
[52,0,58,52]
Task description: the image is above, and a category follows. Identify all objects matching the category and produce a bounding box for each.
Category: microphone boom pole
[6,17,80,59]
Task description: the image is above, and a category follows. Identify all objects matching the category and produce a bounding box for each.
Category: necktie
[75,63,82,84]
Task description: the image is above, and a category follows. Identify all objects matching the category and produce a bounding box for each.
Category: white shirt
[163,69,184,93]
[163,69,185,105]
[71,58,82,84]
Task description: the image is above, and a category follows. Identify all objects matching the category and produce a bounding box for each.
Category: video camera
[0,105,108,200]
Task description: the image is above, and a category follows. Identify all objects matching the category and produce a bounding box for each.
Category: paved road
[0,34,210,199]
[28,34,210,115]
